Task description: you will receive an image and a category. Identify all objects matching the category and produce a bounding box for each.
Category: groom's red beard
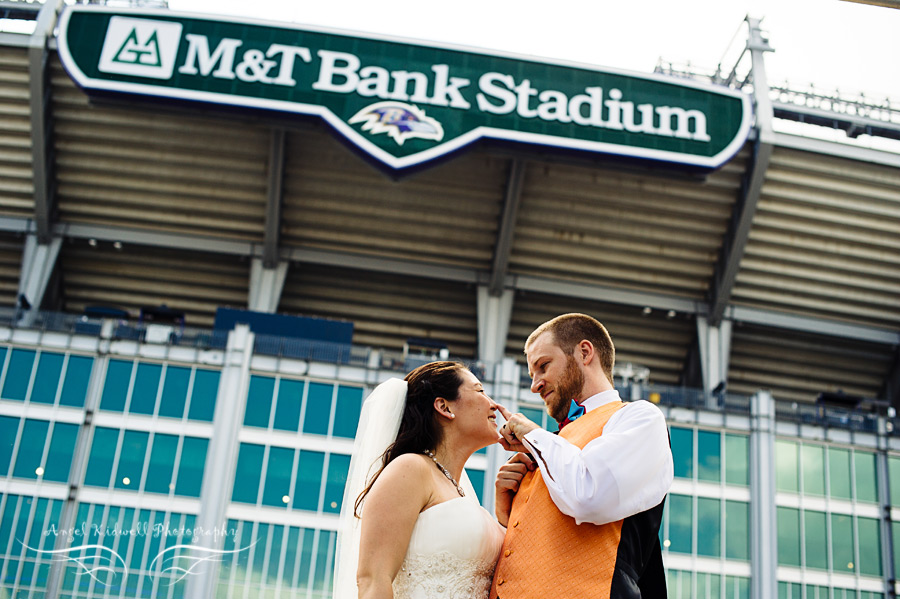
[547,355,585,423]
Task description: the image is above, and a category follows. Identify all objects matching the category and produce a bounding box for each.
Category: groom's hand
[495,453,536,527]
[496,405,539,453]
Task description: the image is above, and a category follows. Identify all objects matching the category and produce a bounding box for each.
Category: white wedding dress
[392,496,504,599]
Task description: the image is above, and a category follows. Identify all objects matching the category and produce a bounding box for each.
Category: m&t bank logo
[98,17,182,79]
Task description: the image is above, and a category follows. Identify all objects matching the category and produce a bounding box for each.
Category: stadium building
[0,2,899,598]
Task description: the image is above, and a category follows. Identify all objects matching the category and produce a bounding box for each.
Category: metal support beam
[477,285,514,363]
[696,317,732,403]
[708,17,774,325]
[263,128,285,268]
[489,160,525,296]
[16,233,61,324]
[750,390,777,599]
[728,305,900,346]
[884,346,900,408]
[248,257,288,313]
[27,0,62,242]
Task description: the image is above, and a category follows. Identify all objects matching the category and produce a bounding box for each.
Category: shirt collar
[578,389,621,413]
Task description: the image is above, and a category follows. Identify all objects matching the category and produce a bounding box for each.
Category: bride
[333,361,505,599]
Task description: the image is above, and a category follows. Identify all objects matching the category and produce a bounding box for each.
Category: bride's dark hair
[354,360,466,517]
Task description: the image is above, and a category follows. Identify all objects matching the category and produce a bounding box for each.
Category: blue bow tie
[559,400,585,430]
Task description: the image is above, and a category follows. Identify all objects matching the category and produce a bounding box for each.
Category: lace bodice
[392,497,504,599]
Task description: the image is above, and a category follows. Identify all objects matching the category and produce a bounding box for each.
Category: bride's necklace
[423,450,465,497]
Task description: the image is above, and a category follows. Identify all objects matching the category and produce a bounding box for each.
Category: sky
[162,0,900,101]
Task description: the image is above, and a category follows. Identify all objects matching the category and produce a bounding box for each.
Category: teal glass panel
[776,506,800,566]
[59,355,93,407]
[273,379,304,432]
[466,468,485,504]
[698,572,720,599]
[13,419,49,479]
[84,427,119,487]
[267,525,284,581]
[2,348,35,400]
[854,451,878,503]
[667,493,692,554]
[0,415,19,476]
[114,430,149,489]
[775,440,799,493]
[175,436,207,497]
[130,362,162,415]
[188,369,219,421]
[145,433,178,494]
[323,453,351,514]
[778,581,801,599]
[724,433,749,486]
[697,429,721,483]
[313,530,336,593]
[801,444,825,496]
[253,521,269,583]
[44,422,79,482]
[283,527,300,586]
[520,406,544,427]
[890,455,900,506]
[293,450,325,511]
[831,513,854,573]
[100,359,133,411]
[670,426,693,479]
[807,585,831,599]
[858,516,881,576]
[333,386,364,439]
[303,382,334,435]
[262,446,295,507]
[232,443,264,503]
[697,496,720,556]
[894,521,900,584]
[159,366,190,419]
[725,576,750,599]
[244,375,275,428]
[803,510,827,570]
[725,500,749,560]
[829,447,852,500]
[31,352,64,404]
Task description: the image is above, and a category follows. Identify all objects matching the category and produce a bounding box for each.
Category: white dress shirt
[520,389,674,526]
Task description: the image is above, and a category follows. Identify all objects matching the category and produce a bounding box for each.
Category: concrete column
[876,417,894,598]
[16,234,62,325]
[476,286,514,365]
[696,317,732,407]
[185,325,255,599]
[248,257,288,313]
[750,390,777,599]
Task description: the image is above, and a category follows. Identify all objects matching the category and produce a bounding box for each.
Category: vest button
[513,521,519,527]
[498,579,505,586]
[504,549,511,557]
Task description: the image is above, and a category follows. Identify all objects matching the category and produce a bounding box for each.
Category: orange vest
[490,401,626,599]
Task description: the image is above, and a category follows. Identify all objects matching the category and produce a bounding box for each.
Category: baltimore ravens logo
[349,101,444,146]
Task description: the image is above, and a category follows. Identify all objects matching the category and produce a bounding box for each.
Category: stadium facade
[0,2,899,599]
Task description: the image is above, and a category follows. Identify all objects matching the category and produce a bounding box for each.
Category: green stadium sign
[58,7,752,170]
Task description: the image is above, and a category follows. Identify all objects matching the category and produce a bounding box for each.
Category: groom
[492,313,673,599]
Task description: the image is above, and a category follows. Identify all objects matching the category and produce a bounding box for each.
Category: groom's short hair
[526,313,615,384]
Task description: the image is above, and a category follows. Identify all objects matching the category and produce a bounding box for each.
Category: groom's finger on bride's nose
[496,404,513,420]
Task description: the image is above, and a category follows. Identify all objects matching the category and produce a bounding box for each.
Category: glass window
[466,468,485,504]
[323,454,351,514]
[159,366,190,419]
[778,581,801,599]
[84,427,119,487]
[854,451,878,503]
[697,430,720,483]
[273,379,304,432]
[44,423,79,483]
[828,447,852,500]
[894,521,900,583]
[697,497,720,557]
[776,506,800,566]
[262,446,295,507]
[145,433,178,494]
[2,348,35,400]
[13,419,49,479]
[59,355,93,407]
[724,576,750,599]
[670,427,693,479]
[130,362,162,415]
[724,434,749,486]
[244,375,275,428]
[100,359,133,412]
[803,510,827,570]
[698,572,720,599]
[857,516,881,576]
[303,382,334,435]
[188,369,219,421]
[114,430,148,489]
[831,513,854,573]
[31,352,64,404]
[175,436,207,497]
[890,455,900,506]
[801,444,825,496]
[667,493,692,554]
[775,440,799,493]
[0,415,19,476]
[313,530,336,594]
[333,386,364,439]
[725,500,749,560]
[232,443,264,504]
[293,450,325,511]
